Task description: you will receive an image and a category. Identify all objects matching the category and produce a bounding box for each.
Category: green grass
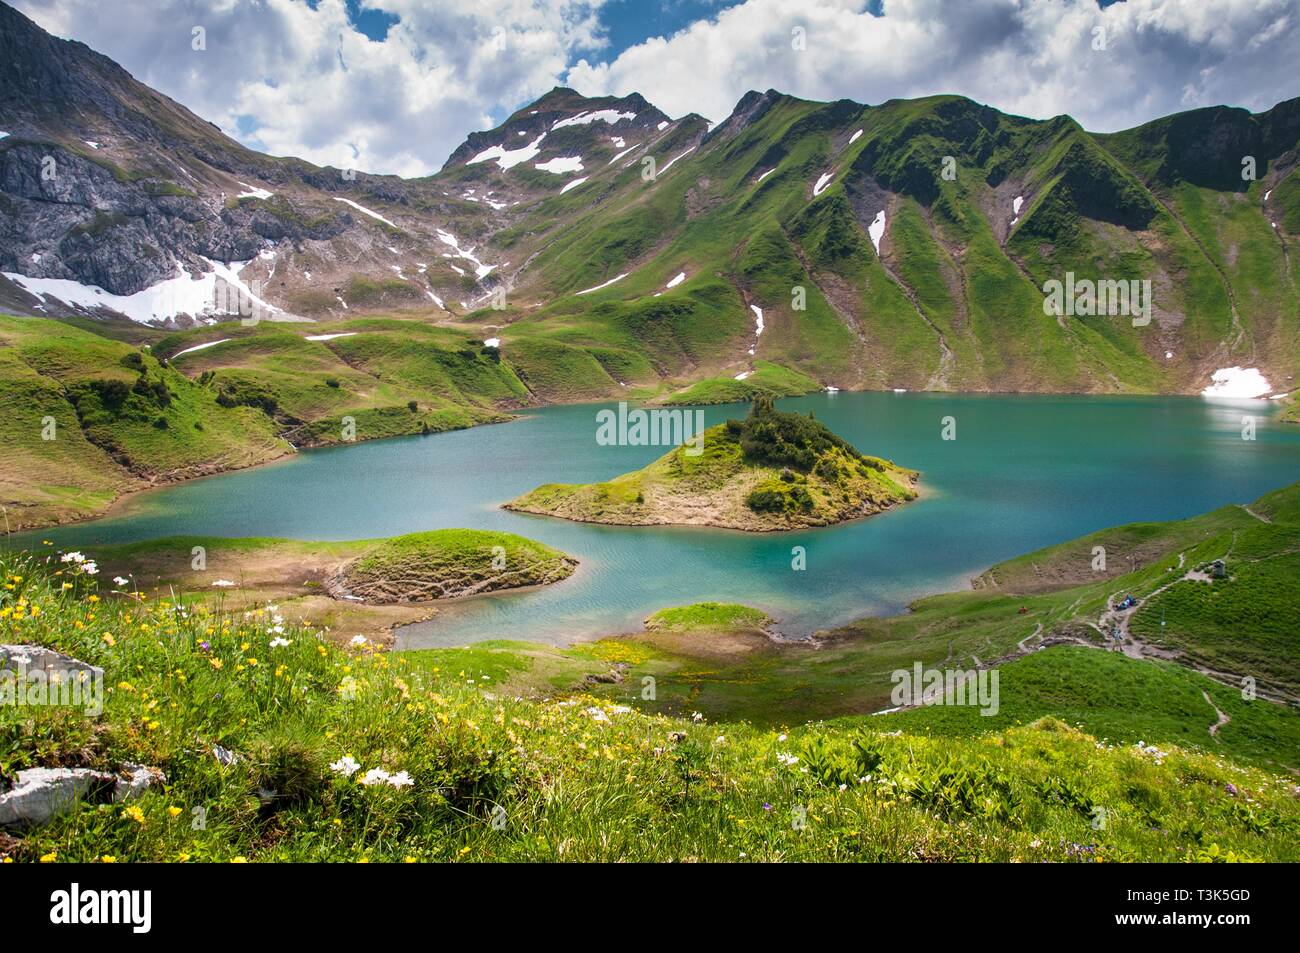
[3,550,1297,862]
[644,602,770,631]
[342,530,575,599]
[660,361,821,405]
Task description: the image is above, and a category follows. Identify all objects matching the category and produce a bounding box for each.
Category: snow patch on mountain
[576,273,628,295]
[868,210,886,254]
[4,259,280,325]
[659,147,695,175]
[552,109,636,130]
[536,156,584,174]
[436,230,496,279]
[333,198,398,229]
[813,172,834,197]
[1202,367,1271,399]
[171,338,231,359]
[560,176,589,194]
[468,133,546,170]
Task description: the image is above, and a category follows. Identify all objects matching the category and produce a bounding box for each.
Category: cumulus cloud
[14,0,609,176]
[565,0,1300,133]
[12,0,1300,177]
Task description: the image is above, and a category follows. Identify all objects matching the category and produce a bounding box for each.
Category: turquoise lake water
[20,392,1300,647]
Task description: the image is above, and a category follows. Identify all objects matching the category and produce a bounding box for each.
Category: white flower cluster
[329,755,414,788]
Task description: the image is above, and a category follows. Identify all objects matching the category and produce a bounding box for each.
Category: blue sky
[16,0,1300,177]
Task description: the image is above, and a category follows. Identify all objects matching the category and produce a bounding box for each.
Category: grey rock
[0,762,165,829]
[0,767,115,830]
[0,643,104,682]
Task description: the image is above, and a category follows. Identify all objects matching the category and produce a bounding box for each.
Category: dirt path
[1240,504,1272,523]
[1202,690,1231,739]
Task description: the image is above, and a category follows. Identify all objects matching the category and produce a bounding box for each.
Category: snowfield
[4,259,280,325]
[468,132,546,171]
[536,156,584,174]
[552,110,636,130]
[1202,367,1271,399]
[560,176,589,194]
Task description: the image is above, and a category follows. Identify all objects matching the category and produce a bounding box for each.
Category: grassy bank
[50,530,575,645]
[2,551,1296,862]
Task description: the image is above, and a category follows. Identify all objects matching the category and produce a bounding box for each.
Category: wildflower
[102,633,116,646]
[211,579,236,588]
[122,805,146,825]
[60,551,85,564]
[40,851,57,863]
[113,576,129,586]
[387,771,414,788]
[81,561,98,575]
[101,855,116,863]
[359,768,391,786]
[692,712,704,723]
[329,755,361,777]
[269,637,291,648]
[168,806,183,817]
[230,857,248,864]
[349,635,368,647]
[776,752,799,766]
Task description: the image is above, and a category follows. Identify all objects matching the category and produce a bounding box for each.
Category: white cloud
[11,0,1299,178]
[565,0,1300,133]
[15,0,609,176]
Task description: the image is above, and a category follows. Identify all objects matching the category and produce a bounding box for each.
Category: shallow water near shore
[20,392,1300,647]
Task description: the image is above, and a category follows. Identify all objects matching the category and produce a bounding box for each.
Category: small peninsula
[506,396,918,531]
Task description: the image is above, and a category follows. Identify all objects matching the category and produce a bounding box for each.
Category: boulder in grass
[0,767,115,830]
[0,764,166,830]
[0,644,105,682]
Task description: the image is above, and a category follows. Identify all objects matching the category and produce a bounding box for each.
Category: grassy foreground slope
[507,395,917,530]
[2,552,1296,862]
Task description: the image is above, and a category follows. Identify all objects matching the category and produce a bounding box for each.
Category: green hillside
[0,315,531,530]
[2,549,1297,862]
